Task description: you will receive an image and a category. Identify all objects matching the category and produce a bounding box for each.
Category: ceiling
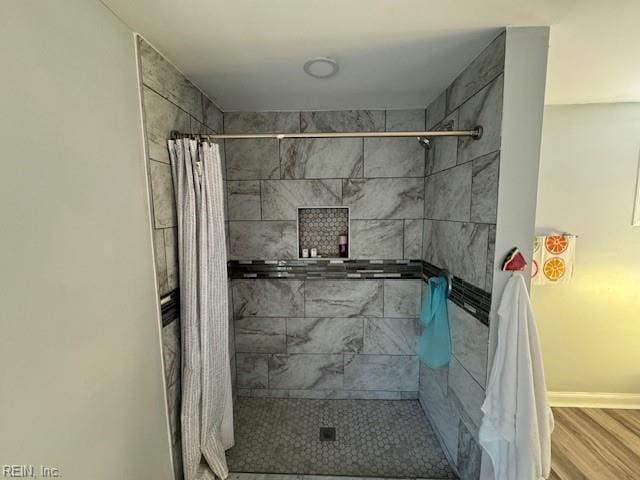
[102,0,640,111]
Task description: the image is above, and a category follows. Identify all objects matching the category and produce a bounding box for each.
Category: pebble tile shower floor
[226,398,457,479]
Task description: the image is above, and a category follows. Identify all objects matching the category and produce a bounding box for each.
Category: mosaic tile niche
[298,207,349,258]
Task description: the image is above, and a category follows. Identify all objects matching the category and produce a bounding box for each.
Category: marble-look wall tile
[363,318,419,355]
[301,110,385,132]
[162,316,181,388]
[426,110,459,175]
[418,365,459,461]
[281,138,363,179]
[403,219,423,259]
[364,138,425,178]
[229,288,236,359]
[457,422,482,480]
[166,383,180,456]
[385,109,425,131]
[401,391,420,400]
[171,438,183,480]
[485,225,496,292]
[448,356,485,434]
[164,227,178,291]
[149,160,176,228]
[227,181,261,220]
[261,179,341,220]
[153,229,168,294]
[446,32,505,113]
[470,152,499,223]
[229,221,297,259]
[238,388,406,401]
[226,139,280,180]
[305,280,383,317]
[235,317,286,354]
[228,474,303,480]
[344,354,419,391]
[269,354,343,389]
[426,91,447,129]
[190,118,210,136]
[349,220,404,259]
[202,96,223,133]
[423,220,489,288]
[232,279,304,317]
[449,302,488,387]
[218,141,227,180]
[424,162,472,222]
[142,86,190,164]
[457,420,482,480]
[457,75,503,164]
[343,178,424,219]
[230,353,237,398]
[236,353,269,389]
[138,37,203,121]
[384,279,422,317]
[223,111,300,134]
[227,308,236,357]
[286,317,363,354]
[162,321,181,448]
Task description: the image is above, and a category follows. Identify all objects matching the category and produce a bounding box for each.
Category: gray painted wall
[0,2,173,478]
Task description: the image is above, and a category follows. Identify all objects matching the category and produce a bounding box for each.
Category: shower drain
[319,427,336,441]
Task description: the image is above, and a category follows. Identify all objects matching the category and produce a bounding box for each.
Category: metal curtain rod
[172,126,483,140]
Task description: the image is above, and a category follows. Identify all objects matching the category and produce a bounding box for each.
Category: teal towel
[416,277,452,369]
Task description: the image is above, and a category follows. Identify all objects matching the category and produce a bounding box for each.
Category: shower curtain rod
[172,126,483,140]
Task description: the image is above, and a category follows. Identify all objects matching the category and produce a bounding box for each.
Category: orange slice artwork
[543,257,565,281]
[545,235,568,254]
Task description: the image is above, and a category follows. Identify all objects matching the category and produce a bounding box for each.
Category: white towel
[479,273,554,480]
[532,234,576,285]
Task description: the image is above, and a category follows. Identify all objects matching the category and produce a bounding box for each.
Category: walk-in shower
[138,26,526,480]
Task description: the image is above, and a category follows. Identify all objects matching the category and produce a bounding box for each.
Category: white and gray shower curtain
[168,138,234,480]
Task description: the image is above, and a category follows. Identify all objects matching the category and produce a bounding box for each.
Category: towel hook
[439,269,453,298]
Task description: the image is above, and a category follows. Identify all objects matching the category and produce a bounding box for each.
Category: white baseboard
[548,391,640,409]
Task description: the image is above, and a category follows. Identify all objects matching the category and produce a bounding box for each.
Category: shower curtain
[168,138,234,480]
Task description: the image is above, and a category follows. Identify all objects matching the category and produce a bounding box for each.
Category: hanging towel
[415,276,451,369]
[532,234,576,285]
[479,273,554,480]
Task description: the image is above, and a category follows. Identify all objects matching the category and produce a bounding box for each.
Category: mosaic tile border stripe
[168,261,490,326]
[161,288,179,327]
[228,259,422,279]
[422,261,491,326]
[226,259,490,324]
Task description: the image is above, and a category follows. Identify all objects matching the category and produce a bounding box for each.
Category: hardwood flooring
[550,407,640,479]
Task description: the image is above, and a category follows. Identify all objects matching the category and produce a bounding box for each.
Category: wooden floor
[550,407,640,479]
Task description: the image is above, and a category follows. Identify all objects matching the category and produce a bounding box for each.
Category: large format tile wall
[224,109,426,260]
[225,109,428,396]
[233,278,423,399]
[418,31,505,479]
[136,36,229,480]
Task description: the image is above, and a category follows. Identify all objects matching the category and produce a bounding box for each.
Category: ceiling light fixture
[303,57,339,79]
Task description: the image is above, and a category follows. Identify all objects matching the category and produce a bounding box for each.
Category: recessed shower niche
[297,207,350,259]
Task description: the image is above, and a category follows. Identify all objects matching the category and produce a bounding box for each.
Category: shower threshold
[226,398,457,480]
